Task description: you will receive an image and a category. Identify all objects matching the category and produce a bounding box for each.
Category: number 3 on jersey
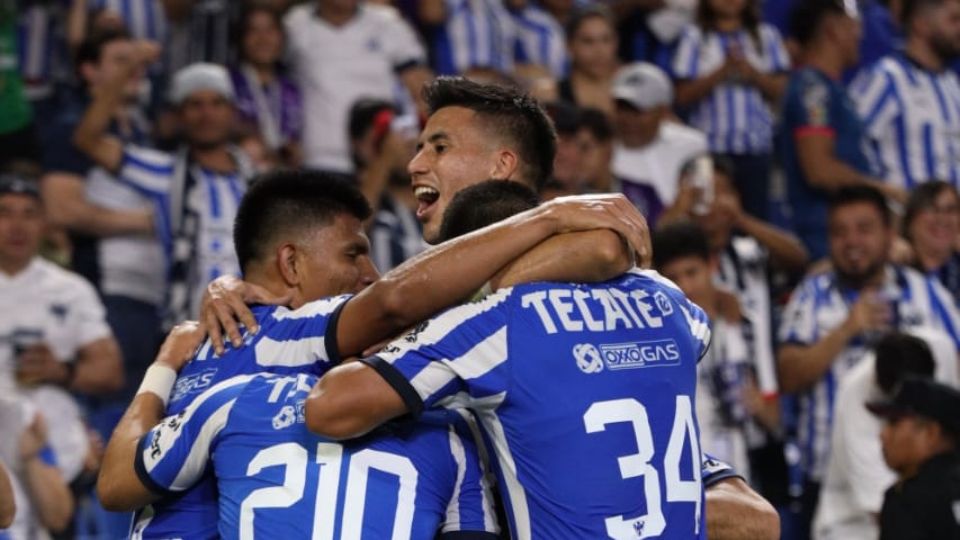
[240,442,417,540]
[583,395,702,539]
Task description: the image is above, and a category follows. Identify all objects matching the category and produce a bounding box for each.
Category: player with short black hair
[438,180,540,242]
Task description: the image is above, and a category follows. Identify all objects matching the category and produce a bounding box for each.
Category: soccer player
[98,170,648,538]
[304,181,715,538]
[101,323,499,539]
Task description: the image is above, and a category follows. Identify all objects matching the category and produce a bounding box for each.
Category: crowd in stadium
[3,0,960,538]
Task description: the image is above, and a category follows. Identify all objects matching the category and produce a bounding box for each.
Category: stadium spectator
[870,378,960,539]
[856,0,904,75]
[229,4,302,167]
[348,99,424,272]
[814,332,937,540]
[507,0,568,79]
[851,0,960,191]
[284,0,433,173]
[557,6,619,116]
[579,107,615,193]
[0,3,40,173]
[904,181,960,305]
[611,62,708,226]
[78,0,169,44]
[0,399,74,538]
[781,0,898,260]
[73,61,255,325]
[777,185,960,537]
[546,101,589,194]
[163,0,240,72]
[654,221,780,481]
[671,0,790,220]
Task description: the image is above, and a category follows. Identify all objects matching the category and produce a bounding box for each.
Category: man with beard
[777,185,960,536]
[851,0,960,189]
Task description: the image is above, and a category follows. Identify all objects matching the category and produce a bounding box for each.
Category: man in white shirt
[285,0,434,172]
[611,62,708,226]
[814,331,953,540]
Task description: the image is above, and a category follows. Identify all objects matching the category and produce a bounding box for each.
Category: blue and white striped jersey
[672,24,790,154]
[90,0,168,42]
[136,373,499,539]
[511,5,567,79]
[850,54,960,189]
[17,1,69,99]
[132,296,352,540]
[363,269,712,539]
[433,0,518,75]
[116,145,248,318]
[777,265,960,480]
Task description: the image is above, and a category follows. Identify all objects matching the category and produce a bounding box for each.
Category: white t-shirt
[285,3,426,172]
[0,258,112,394]
[612,121,708,224]
[813,328,959,540]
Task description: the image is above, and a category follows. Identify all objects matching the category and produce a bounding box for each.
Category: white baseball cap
[169,63,235,105]
[612,62,673,111]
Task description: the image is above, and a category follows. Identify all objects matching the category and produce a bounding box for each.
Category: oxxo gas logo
[574,339,681,373]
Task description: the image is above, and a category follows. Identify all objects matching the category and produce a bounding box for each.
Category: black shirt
[880,451,960,540]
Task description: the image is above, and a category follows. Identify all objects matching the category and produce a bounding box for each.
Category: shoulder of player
[268,294,352,322]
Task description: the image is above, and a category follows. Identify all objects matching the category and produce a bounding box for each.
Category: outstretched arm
[97,323,205,511]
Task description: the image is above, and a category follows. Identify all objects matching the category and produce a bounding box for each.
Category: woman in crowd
[671,0,790,220]
[557,6,619,116]
[229,4,302,167]
[904,181,960,306]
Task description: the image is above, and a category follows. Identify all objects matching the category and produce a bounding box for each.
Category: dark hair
[653,221,712,269]
[438,180,540,241]
[903,180,958,241]
[789,0,847,46]
[75,27,131,76]
[874,333,935,395]
[349,99,396,141]
[827,185,892,226]
[697,0,762,45]
[233,170,372,272]
[901,0,950,30]
[565,5,616,43]
[580,107,613,142]
[236,3,285,63]
[545,101,582,136]
[424,77,557,190]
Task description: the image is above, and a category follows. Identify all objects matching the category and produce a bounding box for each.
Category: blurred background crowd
[2,0,960,538]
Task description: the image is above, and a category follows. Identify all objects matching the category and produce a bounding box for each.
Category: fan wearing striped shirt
[672,0,791,221]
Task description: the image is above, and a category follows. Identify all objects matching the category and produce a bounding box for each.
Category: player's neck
[906,39,945,72]
[803,46,844,80]
[0,256,31,277]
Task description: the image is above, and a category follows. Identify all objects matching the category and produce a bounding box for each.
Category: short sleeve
[439,413,500,538]
[116,145,176,197]
[382,10,427,71]
[67,277,112,347]
[792,72,834,135]
[778,278,822,346]
[135,376,251,495]
[672,26,702,79]
[701,454,741,488]
[360,291,513,417]
[253,295,354,367]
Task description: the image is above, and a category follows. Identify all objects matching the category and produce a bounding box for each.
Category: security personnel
[868,377,960,540]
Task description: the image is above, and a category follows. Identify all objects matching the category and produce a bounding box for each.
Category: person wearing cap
[780,0,901,260]
[868,377,960,539]
[74,59,255,330]
[611,61,708,227]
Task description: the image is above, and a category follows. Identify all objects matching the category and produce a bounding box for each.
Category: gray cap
[169,63,235,105]
[612,62,673,111]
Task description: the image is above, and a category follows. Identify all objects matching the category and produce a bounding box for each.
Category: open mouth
[414,186,440,220]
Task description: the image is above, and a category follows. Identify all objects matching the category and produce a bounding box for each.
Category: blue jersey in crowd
[780,67,874,260]
[363,269,712,539]
[136,373,499,539]
[132,296,352,539]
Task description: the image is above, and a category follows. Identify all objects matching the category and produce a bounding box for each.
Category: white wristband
[137,364,178,406]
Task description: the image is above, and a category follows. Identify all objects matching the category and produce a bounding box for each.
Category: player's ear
[491,148,520,181]
[276,244,301,287]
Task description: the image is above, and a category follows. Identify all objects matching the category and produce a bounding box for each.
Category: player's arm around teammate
[97,322,205,511]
